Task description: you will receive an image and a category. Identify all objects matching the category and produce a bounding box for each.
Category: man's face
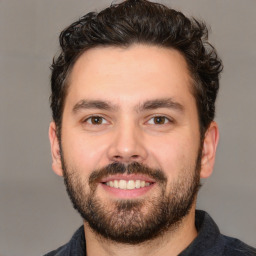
[50,45,216,243]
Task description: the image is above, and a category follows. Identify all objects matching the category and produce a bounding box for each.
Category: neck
[84,206,197,256]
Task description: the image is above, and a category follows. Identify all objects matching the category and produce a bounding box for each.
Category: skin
[49,44,219,256]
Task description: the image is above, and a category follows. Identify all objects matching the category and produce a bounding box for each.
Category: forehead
[65,44,195,109]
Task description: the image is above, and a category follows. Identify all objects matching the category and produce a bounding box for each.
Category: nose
[107,121,148,163]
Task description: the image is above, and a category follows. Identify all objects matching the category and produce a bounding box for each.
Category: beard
[61,155,201,244]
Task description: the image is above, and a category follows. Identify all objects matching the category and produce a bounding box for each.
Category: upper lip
[101,174,156,183]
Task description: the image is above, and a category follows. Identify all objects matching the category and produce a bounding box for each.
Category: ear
[200,121,219,178]
[49,122,64,176]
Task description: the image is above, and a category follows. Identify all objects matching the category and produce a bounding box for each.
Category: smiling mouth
[103,180,154,190]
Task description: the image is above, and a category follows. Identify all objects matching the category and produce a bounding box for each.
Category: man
[46,0,256,255]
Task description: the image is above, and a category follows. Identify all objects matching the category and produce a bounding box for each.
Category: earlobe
[200,121,219,179]
[49,122,64,177]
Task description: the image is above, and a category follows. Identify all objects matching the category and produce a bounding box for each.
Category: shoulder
[221,235,256,256]
[184,210,256,256]
[43,226,85,256]
[43,243,70,256]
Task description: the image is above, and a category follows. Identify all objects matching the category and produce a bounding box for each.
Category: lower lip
[100,183,155,199]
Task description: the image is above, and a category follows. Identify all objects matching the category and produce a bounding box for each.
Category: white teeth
[114,180,119,188]
[127,180,135,190]
[119,180,126,189]
[105,180,152,190]
[135,180,141,189]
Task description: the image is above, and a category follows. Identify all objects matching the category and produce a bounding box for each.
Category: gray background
[1,0,256,255]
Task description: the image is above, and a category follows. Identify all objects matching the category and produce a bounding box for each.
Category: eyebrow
[136,98,184,112]
[72,98,184,114]
[72,100,117,113]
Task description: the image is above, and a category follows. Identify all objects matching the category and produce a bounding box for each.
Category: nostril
[112,154,140,162]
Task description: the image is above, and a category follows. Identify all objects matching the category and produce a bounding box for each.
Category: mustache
[89,162,167,187]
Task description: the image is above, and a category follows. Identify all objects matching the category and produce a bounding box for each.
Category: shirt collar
[179,210,222,256]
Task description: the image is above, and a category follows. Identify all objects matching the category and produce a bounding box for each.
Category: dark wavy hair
[50,0,223,138]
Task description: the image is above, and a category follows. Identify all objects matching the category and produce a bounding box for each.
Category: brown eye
[86,116,106,125]
[153,116,167,124]
[92,117,102,124]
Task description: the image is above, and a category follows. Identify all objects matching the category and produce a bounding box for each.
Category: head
[49,0,222,244]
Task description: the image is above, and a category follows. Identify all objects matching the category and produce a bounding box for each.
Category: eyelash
[83,115,108,125]
[147,116,173,125]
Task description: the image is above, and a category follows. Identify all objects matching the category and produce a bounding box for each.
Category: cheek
[61,131,110,172]
[148,134,199,178]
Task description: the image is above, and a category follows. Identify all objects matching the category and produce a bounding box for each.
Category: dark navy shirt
[44,210,256,256]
